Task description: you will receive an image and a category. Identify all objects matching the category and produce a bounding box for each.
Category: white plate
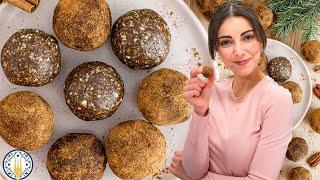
[0,0,215,179]
[265,39,312,129]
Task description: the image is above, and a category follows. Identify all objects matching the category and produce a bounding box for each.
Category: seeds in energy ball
[64,61,124,121]
[1,29,61,86]
[111,9,171,70]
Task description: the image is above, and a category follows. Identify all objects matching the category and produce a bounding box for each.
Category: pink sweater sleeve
[182,108,210,179]
[183,92,293,180]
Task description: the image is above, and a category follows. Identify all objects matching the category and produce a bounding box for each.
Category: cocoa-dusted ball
[286,137,308,162]
[0,91,54,150]
[1,29,61,86]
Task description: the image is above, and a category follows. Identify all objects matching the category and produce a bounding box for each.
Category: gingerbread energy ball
[53,0,111,51]
[301,40,320,64]
[197,0,225,20]
[137,68,190,125]
[202,65,214,78]
[286,137,308,162]
[47,133,107,180]
[105,120,166,180]
[267,57,292,82]
[0,91,54,151]
[255,5,273,29]
[111,9,171,70]
[309,108,320,134]
[288,167,312,180]
[282,81,302,104]
[1,29,61,86]
[64,61,124,121]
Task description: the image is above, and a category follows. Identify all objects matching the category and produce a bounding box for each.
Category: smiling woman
[169,1,293,180]
[214,17,264,81]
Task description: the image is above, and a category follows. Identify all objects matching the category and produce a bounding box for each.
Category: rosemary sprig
[268,0,320,41]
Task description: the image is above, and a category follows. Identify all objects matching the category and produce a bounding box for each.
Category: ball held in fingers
[202,65,214,78]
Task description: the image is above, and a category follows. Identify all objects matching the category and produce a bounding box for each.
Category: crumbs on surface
[152,167,170,180]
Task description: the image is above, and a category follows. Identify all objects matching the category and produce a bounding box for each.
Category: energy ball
[286,137,308,162]
[267,57,292,82]
[53,0,111,51]
[111,9,171,70]
[1,29,61,86]
[47,133,107,180]
[0,91,54,150]
[64,61,124,121]
[282,81,302,104]
[301,40,320,64]
[105,120,166,180]
[137,68,190,125]
[288,167,312,180]
[202,65,214,78]
[309,108,320,134]
[197,0,225,20]
[255,5,273,29]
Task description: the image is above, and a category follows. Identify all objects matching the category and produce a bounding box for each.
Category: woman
[169,1,293,180]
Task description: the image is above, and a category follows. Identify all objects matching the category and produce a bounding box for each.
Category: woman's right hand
[183,66,214,117]
[0,173,7,180]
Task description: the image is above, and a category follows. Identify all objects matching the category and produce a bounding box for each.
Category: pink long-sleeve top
[182,76,293,180]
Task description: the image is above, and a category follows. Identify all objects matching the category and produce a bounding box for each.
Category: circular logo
[2,149,33,180]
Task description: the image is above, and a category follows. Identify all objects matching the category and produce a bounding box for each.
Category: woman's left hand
[169,151,194,180]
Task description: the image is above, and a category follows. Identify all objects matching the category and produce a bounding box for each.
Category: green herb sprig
[268,0,320,41]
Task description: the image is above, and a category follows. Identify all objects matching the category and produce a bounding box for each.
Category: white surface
[0,0,215,179]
